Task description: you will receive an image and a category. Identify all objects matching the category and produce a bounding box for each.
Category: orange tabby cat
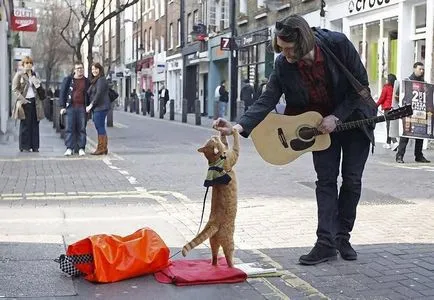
[182,128,240,267]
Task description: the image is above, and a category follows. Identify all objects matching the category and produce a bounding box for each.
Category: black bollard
[169,99,174,121]
[107,106,114,127]
[182,98,187,123]
[195,99,201,126]
[124,97,128,112]
[214,101,219,120]
[143,99,147,116]
[159,97,165,119]
[150,97,155,117]
[136,98,140,114]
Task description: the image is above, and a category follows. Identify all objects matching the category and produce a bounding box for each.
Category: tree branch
[60,5,74,49]
[82,0,139,41]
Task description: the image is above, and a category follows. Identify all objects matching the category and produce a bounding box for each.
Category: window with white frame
[169,23,173,49]
[149,27,153,51]
[160,0,165,18]
[193,10,198,24]
[239,0,247,14]
[155,0,160,20]
[160,36,164,52]
[177,19,181,46]
[156,38,159,53]
[144,30,148,52]
[221,0,229,29]
[257,0,265,8]
[187,13,192,42]
[414,4,427,34]
[208,1,216,30]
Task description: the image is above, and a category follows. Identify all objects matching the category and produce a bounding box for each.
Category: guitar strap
[316,35,377,110]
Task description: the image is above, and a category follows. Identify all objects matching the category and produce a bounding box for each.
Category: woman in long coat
[12,56,45,152]
[86,62,111,155]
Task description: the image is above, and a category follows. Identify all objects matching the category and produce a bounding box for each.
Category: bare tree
[61,0,139,71]
[32,3,74,89]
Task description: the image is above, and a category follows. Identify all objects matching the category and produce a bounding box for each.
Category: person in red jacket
[376,74,398,150]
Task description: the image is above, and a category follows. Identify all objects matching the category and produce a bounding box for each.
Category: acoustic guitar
[250,105,413,165]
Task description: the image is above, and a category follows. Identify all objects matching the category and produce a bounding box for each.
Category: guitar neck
[311,115,388,136]
[335,115,387,132]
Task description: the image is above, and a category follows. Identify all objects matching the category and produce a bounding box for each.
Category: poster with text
[402,80,434,140]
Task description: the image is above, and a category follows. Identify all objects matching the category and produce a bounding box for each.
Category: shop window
[366,21,380,96]
[414,4,426,34]
[382,17,398,79]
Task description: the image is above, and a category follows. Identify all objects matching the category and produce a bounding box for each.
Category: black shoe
[336,238,357,260]
[299,243,337,265]
[396,156,404,163]
[32,149,39,152]
[415,156,430,163]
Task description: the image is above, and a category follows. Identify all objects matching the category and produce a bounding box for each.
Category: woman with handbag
[12,56,45,152]
[86,62,110,155]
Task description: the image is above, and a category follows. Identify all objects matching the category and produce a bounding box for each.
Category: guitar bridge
[277,128,289,148]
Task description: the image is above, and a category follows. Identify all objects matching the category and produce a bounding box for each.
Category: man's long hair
[272,15,315,60]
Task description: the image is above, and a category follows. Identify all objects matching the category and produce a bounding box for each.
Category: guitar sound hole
[297,127,315,142]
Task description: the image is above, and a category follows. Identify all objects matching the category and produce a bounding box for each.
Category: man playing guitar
[214,14,377,265]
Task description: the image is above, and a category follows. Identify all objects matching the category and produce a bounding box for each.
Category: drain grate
[297,181,413,205]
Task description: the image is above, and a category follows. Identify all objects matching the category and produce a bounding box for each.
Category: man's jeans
[65,106,87,150]
[218,101,228,118]
[312,129,370,247]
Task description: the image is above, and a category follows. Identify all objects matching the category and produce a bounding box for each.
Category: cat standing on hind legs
[182,128,240,267]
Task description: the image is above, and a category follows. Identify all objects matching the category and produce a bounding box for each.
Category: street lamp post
[229,0,238,122]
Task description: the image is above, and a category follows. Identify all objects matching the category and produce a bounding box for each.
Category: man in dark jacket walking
[59,61,90,156]
[395,62,431,163]
[213,15,377,265]
[240,79,255,112]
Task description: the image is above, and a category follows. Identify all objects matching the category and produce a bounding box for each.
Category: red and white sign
[11,8,37,32]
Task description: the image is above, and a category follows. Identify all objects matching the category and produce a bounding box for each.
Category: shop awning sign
[11,7,37,32]
[348,0,397,15]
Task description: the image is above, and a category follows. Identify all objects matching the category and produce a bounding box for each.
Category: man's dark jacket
[238,28,377,144]
[59,74,90,108]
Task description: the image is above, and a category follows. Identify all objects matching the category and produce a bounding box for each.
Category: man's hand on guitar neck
[318,115,340,134]
[212,118,244,136]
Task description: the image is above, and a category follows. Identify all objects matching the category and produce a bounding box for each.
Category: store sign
[11,8,37,32]
[402,80,434,140]
[237,28,270,49]
[12,47,32,60]
[348,0,397,15]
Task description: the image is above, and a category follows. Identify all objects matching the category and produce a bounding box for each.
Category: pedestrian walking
[240,79,254,112]
[158,85,169,115]
[376,74,399,150]
[86,62,111,155]
[213,15,377,265]
[395,62,431,163]
[12,56,45,152]
[59,61,90,156]
[218,80,229,118]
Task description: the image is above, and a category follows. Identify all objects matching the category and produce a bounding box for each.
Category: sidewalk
[1,114,434,299]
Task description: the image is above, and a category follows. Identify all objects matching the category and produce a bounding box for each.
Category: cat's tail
[182,223,219,257]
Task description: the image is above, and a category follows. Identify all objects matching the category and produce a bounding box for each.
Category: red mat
[154,257,247,286]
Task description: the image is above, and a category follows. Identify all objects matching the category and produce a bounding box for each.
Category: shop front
[182,43,201,113]
[207,33,230,117]
[166,53,183,113]
[321,0,433,98]
[236,27,273,99]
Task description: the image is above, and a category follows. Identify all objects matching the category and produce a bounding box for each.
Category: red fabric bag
[66,228,170,283]
[154,257,247,286]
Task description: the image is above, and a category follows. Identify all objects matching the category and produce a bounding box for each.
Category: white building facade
[308,0,434,98]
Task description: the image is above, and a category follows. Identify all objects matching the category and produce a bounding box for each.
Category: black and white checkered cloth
[54,254,94,277]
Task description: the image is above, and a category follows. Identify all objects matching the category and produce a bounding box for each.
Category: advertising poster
[401,80,434,140]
